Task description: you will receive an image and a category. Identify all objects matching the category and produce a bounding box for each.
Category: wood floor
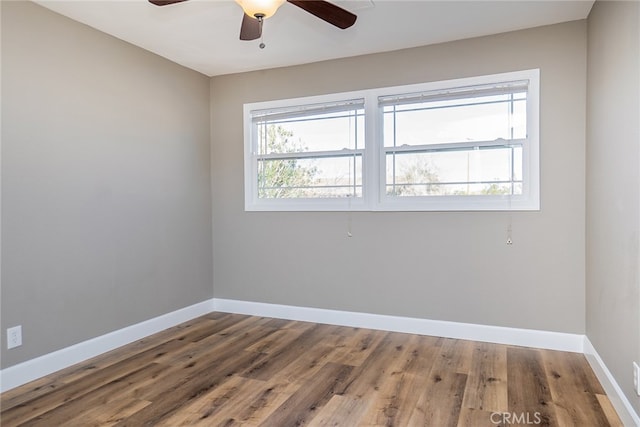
[1,312,623,426]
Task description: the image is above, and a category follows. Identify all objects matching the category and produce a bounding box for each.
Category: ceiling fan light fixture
[235,0,286,19]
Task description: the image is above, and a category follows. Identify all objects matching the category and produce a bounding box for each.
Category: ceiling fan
[149,0,357,41]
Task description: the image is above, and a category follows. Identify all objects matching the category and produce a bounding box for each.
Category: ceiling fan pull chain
[258,15,266,49]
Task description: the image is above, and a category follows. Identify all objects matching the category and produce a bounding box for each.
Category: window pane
[258,155,362,199]
[258,109,364,155]
[386,146,523,196]
[383,93,526,147]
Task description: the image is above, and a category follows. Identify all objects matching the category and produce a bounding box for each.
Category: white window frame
[243,69,540,212]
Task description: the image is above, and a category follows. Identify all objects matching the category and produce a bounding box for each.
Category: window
[244,69,539,211]
[244,95,368,211]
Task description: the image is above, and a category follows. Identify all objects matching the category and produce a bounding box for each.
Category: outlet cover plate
[634,362,640,396]
[7,325,22,349]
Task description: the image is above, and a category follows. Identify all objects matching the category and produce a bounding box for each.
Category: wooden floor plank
[382,334,444,426]
[0,313,624,426]
[0,377,66,413]
[0,325,188,413]
[133,324,279,403]
[541,350,610,426]
[457,406,505,427]
[325,327,388,367]
[406,336,470,426]
[244,326,308,354]
[462,341,509,413]
[596,393,626,427]
[337,331,403,399]
[408,372,468,426]
[14,363,166,427]
[63,396,152,427]
[507,347,558,426]
[156,375,266,426]
[357,334,442,426]
[438,337,475,375]
[257,362,353,426]
[306,395,371,427]
[211,379,299,425]
[1,338,183,426]
[280,334,351,387]
[112,350,267,426]
[240,323,338,382]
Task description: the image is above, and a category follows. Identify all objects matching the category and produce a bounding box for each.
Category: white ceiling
[35,0,595,77]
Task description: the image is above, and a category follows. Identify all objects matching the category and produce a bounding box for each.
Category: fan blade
[148,0,189,6]
[240,13,262,41]
[287,0,356,29]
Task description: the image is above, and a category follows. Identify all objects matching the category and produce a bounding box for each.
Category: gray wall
[586,0,640,415]
[211,21,588,334]
[1,1,213,369]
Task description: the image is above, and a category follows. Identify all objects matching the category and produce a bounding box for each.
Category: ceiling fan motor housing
[235,0,286,19]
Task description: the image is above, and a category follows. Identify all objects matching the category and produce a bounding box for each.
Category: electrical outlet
[634,362,640,396]
[7,325,22,349]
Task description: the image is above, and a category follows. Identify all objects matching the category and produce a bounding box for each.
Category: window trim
[243,69,540,212]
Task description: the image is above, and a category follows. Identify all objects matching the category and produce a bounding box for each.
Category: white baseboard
[0,299,215,393]
[212,298,584,353]
[584,337,640,427]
